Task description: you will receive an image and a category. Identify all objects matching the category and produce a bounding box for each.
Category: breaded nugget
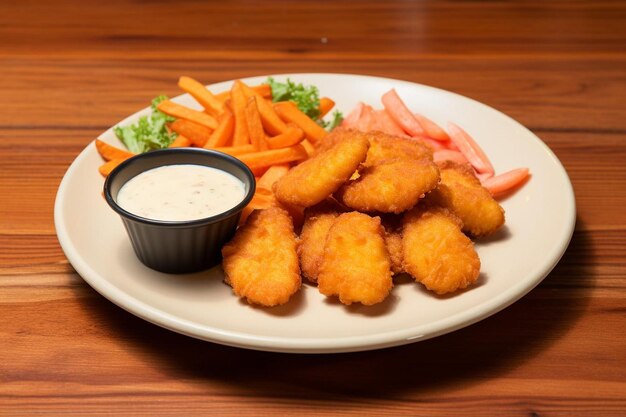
[318,212,393,305]
[335,159,440,214]
[402,207,480,295]
[314,127,370,154]
[362,131,433,167]
[298,200,342,282]
[384,229,404,275]
[222,207,301,307]
[427,161,505,237]
[273,132,369,207]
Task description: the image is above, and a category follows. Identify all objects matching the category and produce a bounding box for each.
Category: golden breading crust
[314,127,370,154]
[273,132,369,208]
[297,201,342,283]
[362,130,433,168]
[402,206,480,295]
[427,161,505,237]
[335,159,440,214]
[318,212,393,305]
[222,207,301,307]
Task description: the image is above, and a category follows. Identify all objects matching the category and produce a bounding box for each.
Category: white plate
[54,73,576,353]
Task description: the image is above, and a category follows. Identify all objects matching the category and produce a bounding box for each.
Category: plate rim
[54,73,577,353]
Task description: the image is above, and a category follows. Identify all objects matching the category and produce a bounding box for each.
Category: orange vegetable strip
[216,84,272,102]
[236,144,308,170]
[212,144,256,156]
[481,168,530,196]
[265,124,304,149]
[381,89,425,136]
[168,134,192,148]
[371,109,407,136]
[205,108,235,148]
[230,81,250,146]
[447,122,494,175]
[356,104,374,132]
[318,97,335,118]
[99,158,126,177]
[95,139,135,161]
[256,164,290,190]
[413,113,450,141]
[157,100,218,130]
[433,150,468,164]
[244,95,268,150]
[239,80,288,135]
[475,171,494,182]
[341,102,364,128]
[178,76,224,117]
[239,192,276,225]
[274,102,327,144]
[169,119,213,147]
[300,139,316,157]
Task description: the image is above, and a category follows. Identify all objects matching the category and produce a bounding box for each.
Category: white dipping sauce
[117,164,246,221]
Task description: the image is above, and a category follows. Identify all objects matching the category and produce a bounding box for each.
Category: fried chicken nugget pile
[273,133,369,207]
[317,212,393,305]
[221,128,505,307]
[335,131,440,214]
[222,207,300,307]
[402,206,480,294]
[427,161,505,237]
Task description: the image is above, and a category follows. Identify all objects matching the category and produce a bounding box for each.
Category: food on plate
[273,132,370,207]
[402,206,480,294]
[221,207,301,307]
[380,217,404,275]
[298,200,342,283]
[318,212,393,305]
[427,161,505,237]
[116,164,246,222]
[334,130,440,214]
[481,168,530,196]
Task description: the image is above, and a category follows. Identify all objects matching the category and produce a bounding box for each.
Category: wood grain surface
[1,0,625,415]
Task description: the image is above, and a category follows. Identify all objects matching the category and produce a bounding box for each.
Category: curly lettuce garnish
[113,95,177,153]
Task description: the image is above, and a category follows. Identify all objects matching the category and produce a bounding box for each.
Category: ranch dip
[117,164,246,221]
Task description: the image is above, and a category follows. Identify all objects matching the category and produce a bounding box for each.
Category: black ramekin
[103,148,255,273]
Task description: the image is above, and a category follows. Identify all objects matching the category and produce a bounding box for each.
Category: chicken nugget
[273,133,369,207]
[362,131,433,167]
[318,212,393,305]
[384,228,404,275]
[298,200,342,283]
[315,127,369,154]
[427,161,505,237]
[222,207,300,307]
[335,159,440,214]
[402,206,480,295]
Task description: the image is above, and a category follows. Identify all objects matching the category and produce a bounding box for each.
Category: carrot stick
[168,135,192,148]
[447,122,494,175]
[300,139,316,157]
[230,81,250,146]
[265,124,304,149]
[236,144,308,170]
[238,80,288,135]
[205,108,235,148]
[341,102,364,128]
[433,149,468,164]
[95,139,135,161]
[381,89,425,136]
[239,192,276,225]
[157,100,218,130]
[481,168,530,196]
[99,158,126,177]
[413,113,450,141]
[274,102,327,144]
[212,144,256,156]
[169,119,213,147]
[216,84,272,102]
[178,76,224,117]
[318,97,335,118]
[244,95,268,150]
[257,164,290,190]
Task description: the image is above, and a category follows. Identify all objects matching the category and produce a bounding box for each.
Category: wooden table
[2,1,625,415]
